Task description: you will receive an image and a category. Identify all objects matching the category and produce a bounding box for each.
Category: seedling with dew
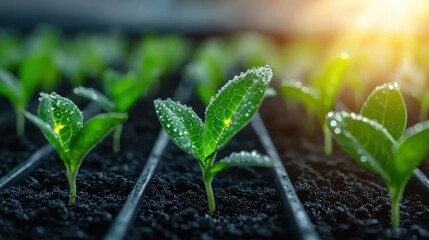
[25,92,127,205]
[281,53,350,154]
[326,83,429,228]
[154,66,273,214]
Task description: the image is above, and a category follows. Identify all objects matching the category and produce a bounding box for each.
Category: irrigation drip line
[104,79,194,240]
[0,102,100,191]
[251,113,320,240]
[413,169,429,192]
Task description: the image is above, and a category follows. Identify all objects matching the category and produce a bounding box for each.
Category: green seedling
[24,25,62,90]
[185,38,232,105]
[74,69,155,153]
[281,53,350,154]
[0,29,23,70]
[60,32,127,86]
[133,35,189,80]
[25,92,127,205]
[154,66,273,214]
[0,68,40,136]
[326,82,429,228]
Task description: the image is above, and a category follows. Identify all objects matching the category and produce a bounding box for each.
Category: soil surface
[261,95,429,240]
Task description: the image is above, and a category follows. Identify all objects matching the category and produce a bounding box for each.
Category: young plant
[185,38,231,105]
[0,68,39,136]
[25,92,127,205]
[326,82,429,228]
[281,53,350,154]
[73,69,154,153]
[154,66,273,214]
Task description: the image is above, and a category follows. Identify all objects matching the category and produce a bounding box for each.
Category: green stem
[419,99,429,121]
[67,169,78,206]
[204,178,215,215]
[113,124,123,153]
[323,124,332,155]
[16,109,25,137]
[388,184,405,228]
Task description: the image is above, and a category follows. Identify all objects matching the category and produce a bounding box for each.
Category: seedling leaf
[204,151,272,181]
[69,113,127,171]
[154,99,204,160]
[281,81,319,114]
[361,82,406,140]
[38,92,83,153]
[0,68,22,107]
[73,86,115,112]
[24,111,62,153]
[395,121,429,179]
[314,53,350,111]
[103,70,153,113]
[203,66,272,157]
[326,111,394,182]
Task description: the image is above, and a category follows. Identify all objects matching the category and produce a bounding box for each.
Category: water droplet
[334,128,341,134]
[360,155,368,162]
[330,120,337,127]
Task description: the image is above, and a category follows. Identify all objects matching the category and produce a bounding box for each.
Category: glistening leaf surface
[154,99,204,160]
[204,151,272,181]
[361,82,406,140]
[395,121,429,180]
[203,66,272,158]
[326,111,394,182]
[69,113,127,172]
[73,86,115,112]
[37,92,83,153]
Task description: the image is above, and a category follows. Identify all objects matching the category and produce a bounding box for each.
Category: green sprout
[154,66,273,214]
[0,29,23,70]
[0,68,40,136]
[185,38,231,106]
[59,32,127,86]
[25,92,127,205]
[24,25,62,91]
[326,82,429,228]
[73,68,156,153]
[281,53,350,154]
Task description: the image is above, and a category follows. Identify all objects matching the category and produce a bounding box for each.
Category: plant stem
[419,98,429,121]
[67,169,78,206]
[113,124,123,153]
[388,184,405,228]
[204,178,215,215]
[16,109,25,137]
[323,124,332,155]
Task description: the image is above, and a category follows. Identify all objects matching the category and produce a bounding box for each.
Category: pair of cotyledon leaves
[327,82,429,187]
[154,66,273,181]
[25,92,127,173]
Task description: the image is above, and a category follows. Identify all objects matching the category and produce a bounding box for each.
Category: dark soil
[127,124,292,240]
[261,96,429,240]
